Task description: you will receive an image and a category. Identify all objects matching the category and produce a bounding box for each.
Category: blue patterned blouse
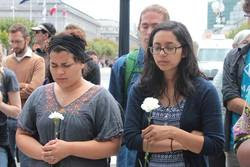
[149,100,186,167]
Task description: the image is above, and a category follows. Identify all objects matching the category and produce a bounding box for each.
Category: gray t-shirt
[18,84,123,167]
[0,68,19,145]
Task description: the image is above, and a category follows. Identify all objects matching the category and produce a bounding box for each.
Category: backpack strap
[124,49,140,95]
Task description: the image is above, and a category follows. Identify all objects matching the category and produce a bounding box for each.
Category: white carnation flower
[141,97,160,112]
[49,111,64,120]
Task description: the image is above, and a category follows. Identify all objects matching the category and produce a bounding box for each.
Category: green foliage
[0,17,36,49]
[226,22,250,39]
[87,38,118,59]
[0,31,8,49]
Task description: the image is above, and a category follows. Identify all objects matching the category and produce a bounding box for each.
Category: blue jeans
[19,150,30,167]
[0,146,8,167]
[117,145,137,167]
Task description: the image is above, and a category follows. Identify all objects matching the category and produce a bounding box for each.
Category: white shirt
[13,47,32,62]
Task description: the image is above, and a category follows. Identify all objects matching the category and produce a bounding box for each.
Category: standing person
[64,24,101,85]
[88,50,99,64]
[222,36,250,167]
[31,23,56,58]
[64,24,86,40]
[5,24,45,167]
[84,51,101,85]
[124,21,224,166]
[209,30,250,167]
[16,33,123,167]
[232,30,250,48]
[0,44,21,167]
[31,23,56,84]
[109,4,170,166]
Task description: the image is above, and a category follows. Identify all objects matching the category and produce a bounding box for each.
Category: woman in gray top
[16,33,123,167]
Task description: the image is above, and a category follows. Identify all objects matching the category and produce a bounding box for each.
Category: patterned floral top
[149,100,186,167]
[17,83,123,167]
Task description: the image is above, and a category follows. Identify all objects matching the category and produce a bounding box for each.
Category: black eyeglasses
[149,45,182,55]
[35,31,42,34]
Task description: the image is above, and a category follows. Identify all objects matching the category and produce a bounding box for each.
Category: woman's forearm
[0,102,20,118]
[0,91,21,118]
[173,129,204,154]
[143,139,185,153]
[67,137,121,159]
[16,128,43,160]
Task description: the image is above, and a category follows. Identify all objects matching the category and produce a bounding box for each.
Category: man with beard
[4,24,45,167]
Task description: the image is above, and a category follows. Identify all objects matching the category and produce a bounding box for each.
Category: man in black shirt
[85,51,101,85]
[32,23,56,84]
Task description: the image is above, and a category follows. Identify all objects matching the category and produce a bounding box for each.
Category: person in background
[31,23,56,58]
[109,4,170,167]
[231,2,250,167]
[89,51,99,64]
[209,29,250,167]
[222,35,250,167]
[5,23,45,167]
[85,51,101,85]
[16,33,123,167]
[0,43,21,167]
[64,24,86,40]
[232,30,250,48]
[124,21,224,167]
[64,24,101,85]
[32,23,56,84]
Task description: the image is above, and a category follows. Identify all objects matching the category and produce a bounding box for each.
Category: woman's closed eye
[51,63,74,68]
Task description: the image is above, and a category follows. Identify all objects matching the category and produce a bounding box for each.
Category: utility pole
[118,0,130,57]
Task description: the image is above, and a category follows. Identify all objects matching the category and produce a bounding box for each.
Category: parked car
[197,39,233,80]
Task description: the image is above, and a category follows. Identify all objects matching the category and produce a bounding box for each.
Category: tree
[87,38,118,59]
[0,18,36,49]
[226,21,250,39]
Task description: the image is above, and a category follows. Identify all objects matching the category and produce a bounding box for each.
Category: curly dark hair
[140,21,204,99]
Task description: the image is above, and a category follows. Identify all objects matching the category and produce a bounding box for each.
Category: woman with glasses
[124,21,224,167]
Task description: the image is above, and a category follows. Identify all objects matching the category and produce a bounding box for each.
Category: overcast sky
[62,0,208,41]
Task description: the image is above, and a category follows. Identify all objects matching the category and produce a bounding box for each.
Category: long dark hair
[140,21,203,99]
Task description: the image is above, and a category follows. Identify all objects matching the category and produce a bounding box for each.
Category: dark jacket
[84,60,101,85]
[222,43,250,151]
[125,77,225,167]
[109,48,144,111]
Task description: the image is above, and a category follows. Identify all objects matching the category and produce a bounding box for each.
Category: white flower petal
[49,111,64,120]
[141,97,160,112]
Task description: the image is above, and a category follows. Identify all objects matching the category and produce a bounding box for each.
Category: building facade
[207,0,238,30]
[0,0,138,48]
[0,0,101,40]
[98,19,139,50]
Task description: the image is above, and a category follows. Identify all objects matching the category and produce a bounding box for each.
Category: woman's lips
[157,60,170,65]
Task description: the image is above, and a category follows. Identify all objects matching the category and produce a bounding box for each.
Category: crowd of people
[0,2,249,167]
